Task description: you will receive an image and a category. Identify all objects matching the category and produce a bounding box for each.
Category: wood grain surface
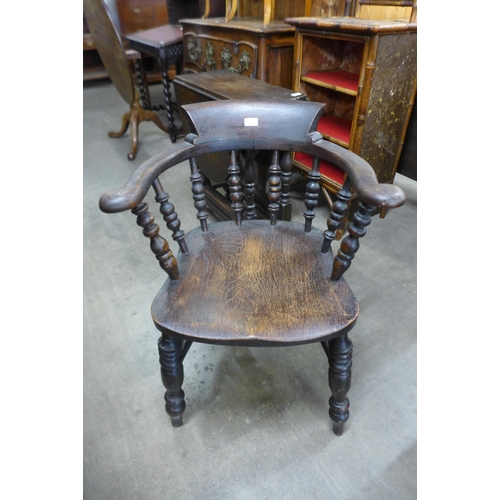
[152,220,359,346]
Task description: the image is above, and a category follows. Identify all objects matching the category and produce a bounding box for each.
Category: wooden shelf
[317,115,352,147]
[288,17,417,189]
[301,70,359,96]
[293,152,345,189]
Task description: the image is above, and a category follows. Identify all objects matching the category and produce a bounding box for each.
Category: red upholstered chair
[99,99,405,435]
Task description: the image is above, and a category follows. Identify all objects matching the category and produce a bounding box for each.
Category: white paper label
[244,117,259,126]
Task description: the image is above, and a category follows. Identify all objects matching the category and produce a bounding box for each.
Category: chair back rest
[83,0,135,105]
[99,100,405,282]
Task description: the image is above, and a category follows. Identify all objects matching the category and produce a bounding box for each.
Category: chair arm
[99,100,406,214]
[311,140,406,210]
[99,143,199,214]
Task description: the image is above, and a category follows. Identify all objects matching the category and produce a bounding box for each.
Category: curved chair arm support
[99,143,199,213]
[308,140,406,210]
[99,100,406,214]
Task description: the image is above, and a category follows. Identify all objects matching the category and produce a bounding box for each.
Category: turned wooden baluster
[279,152,293,221]
[267,150,281,225]
[331,201,376,280]
[326,333,353,436]
[189,158,209,232]
[228,150,244,225]
[133,58,150,110]
[161,65,177,143]
[158,335,186,427]
[321,179,353,253]
[242,152,257,220]
[153,178,188,254]
[131,203,180,280]
[344,0,356,16]
[304,156,321,232]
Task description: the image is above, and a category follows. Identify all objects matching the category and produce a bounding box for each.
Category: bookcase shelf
[301,70,359,96]
[285,16,417,195]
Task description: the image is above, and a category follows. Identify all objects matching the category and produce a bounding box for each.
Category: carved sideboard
[179,17,296,90]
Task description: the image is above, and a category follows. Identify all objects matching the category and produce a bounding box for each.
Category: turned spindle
[268,150,281,225]
[321,179,352,253]
[228,150,244,225]
[242,152,257,220]
[153,178,188,254]
[304,156,321,232]
[131,203,179,280]
[279,152,293,221]
[331,202,376,280]
[189,158,209,232]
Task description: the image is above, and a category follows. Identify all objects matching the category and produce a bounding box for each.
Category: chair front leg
[158,335,186,427]
[326,332,353,436]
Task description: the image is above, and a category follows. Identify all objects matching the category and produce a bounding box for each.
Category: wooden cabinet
[179,0,310,89]
[179,18,297,90]
[285,16,417,192]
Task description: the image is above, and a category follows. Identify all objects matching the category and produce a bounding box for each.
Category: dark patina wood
[179,17,296,90]
[173,70,307,221]
[99,99,405,434]
[125,25,184,143]
[152,220,358,346]
[83,0,171,160]
[285,14,417,198]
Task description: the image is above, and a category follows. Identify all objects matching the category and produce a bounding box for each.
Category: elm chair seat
[152,220,358,345]
[99,99,405,435]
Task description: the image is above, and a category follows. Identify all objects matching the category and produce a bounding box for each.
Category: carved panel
[183,32,258,78]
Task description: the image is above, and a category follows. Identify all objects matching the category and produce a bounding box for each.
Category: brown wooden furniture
[84,14,109,82]
[179,0,311,90]
[84,0,171,160]
[99,99,406,435]
[180,18,296,90]
[122,1,224,143]
[83,0,170,82]
[173,70,307,221]
[125,25,185,143]
[285,1,417,205]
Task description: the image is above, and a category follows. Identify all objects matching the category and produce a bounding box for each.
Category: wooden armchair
[83,0,170,160]
[99,99,405,435]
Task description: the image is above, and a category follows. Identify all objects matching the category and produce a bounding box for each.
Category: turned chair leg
[158,335,186,427]
[326,332,353,436]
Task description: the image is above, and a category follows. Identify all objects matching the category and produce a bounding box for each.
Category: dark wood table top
[173,70,305,101]
[126,24,183,48]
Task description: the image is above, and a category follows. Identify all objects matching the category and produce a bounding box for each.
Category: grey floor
[83,80,417,500]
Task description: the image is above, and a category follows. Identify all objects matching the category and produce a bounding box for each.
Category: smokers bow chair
[99,100,405,435]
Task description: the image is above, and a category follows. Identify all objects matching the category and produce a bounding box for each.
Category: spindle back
[99,99,405,283]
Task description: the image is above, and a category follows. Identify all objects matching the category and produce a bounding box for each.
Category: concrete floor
[83,80,417,500]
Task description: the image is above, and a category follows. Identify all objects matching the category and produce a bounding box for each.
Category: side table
[125,25,184,143]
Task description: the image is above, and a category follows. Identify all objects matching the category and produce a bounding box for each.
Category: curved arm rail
[99,100,405,214]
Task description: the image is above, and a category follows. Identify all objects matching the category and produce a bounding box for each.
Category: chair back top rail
[99,100,405,214]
